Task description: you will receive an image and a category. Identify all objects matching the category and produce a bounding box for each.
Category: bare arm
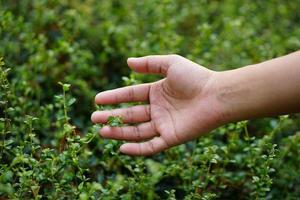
[91,51,300,156]
[218,51,300,123]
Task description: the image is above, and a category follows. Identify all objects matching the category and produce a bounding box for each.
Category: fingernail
[95,93,102,102]
[91,111,99,122]
[100,126,110,136]
[127,57,138,62]
[95,95,99,103]
[119,144,126,152]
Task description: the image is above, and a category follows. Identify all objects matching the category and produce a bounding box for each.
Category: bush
[0,0,300,199]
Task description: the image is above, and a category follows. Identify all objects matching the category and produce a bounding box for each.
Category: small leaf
[68,98,76,106]
[107,116,124,127]
[58,82,71,91]
[0,57,5,66]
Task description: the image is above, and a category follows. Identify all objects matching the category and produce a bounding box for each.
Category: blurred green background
[0,0,300,199]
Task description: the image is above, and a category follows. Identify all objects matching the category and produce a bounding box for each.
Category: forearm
[217,51,300,123]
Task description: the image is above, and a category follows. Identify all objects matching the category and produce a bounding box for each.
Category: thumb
[127,54,180,76]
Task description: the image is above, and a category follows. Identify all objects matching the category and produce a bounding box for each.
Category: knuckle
[144,56,151,72]
[150,121,157,134]
[126,108,134,122]
[144,106,150,119]
[148,140,156,155]
[119,127,125,139]
[169,54,182,60]
[128,88,135,101]
[134,126,141,140]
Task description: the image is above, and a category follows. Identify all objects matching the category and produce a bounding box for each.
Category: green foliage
[0,0,300,199]
[107,116,124,127]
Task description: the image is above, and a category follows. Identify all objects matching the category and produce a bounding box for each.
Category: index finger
[95,83,151,105]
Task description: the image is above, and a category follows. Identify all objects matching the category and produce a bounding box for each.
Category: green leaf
[68,98,76,106]
[107,116,124,127]
[0,57,5,66]
[58,82,71,91]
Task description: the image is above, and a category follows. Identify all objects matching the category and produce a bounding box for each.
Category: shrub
[0,0,300,199]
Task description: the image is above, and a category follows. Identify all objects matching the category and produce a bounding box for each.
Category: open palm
[91,55,222,156]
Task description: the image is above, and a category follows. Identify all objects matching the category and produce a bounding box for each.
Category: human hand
[91,55,224,156]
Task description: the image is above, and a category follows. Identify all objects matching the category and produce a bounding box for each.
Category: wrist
[212,68,251,125]
[213,64,266,124]
[201,70,236,126]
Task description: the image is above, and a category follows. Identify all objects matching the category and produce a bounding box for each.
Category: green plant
[107,116,124,127]
[1,1,300,199]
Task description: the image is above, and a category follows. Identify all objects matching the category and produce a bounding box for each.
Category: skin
[91,51,300,156]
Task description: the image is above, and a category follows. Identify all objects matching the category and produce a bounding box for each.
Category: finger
[100,122,157,141]
[127,55,180,76]
[91,105,150,124]
[95,83,150,105]
[119,137,169,156]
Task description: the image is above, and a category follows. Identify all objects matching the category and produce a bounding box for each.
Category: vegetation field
[0,1,300,199]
